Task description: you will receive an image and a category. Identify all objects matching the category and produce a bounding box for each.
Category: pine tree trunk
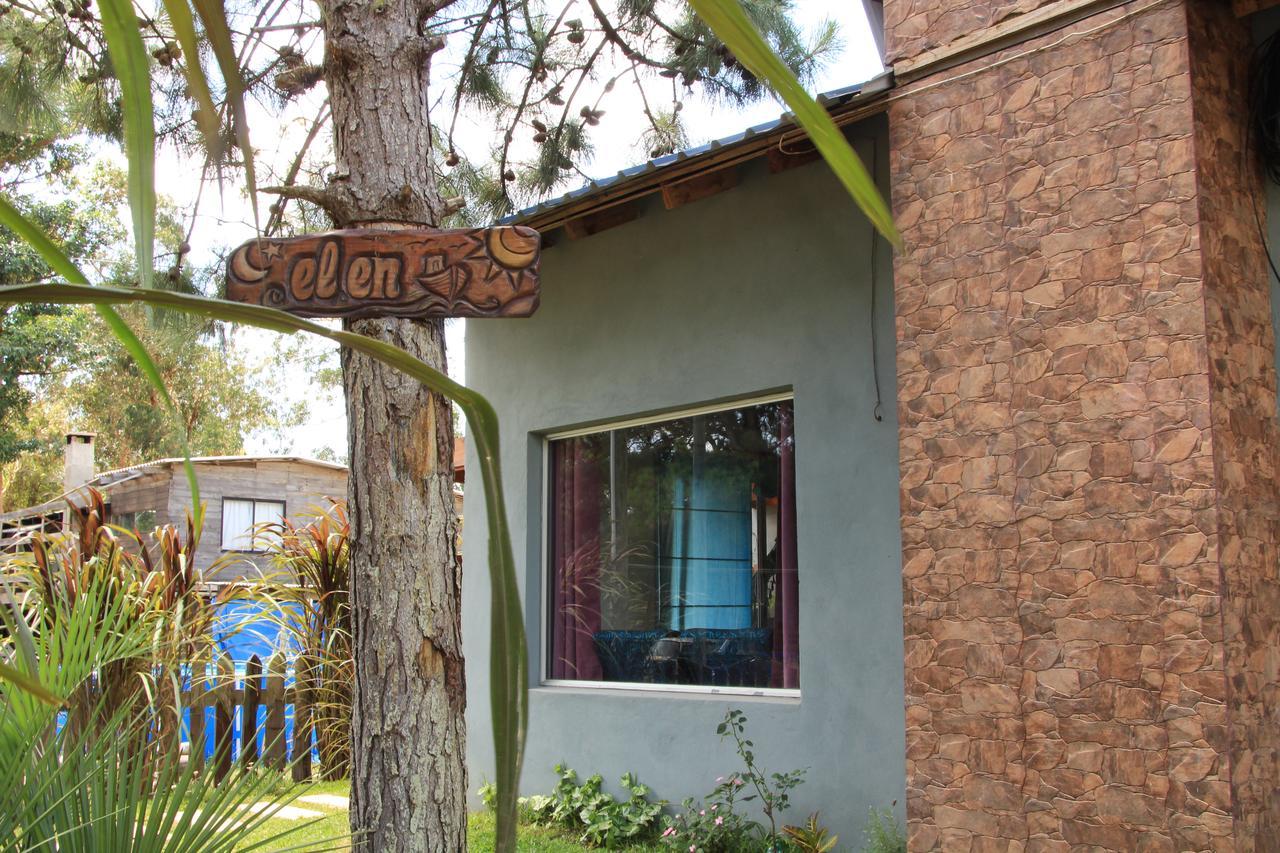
[321,0,467,848]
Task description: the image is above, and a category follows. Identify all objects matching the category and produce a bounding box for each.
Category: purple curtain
[551,437,604,680]
[771,403,799,689]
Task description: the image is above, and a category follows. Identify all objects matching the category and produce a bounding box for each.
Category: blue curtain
[669,450,753,630]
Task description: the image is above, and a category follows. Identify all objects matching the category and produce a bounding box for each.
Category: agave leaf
[94,0,156,286]
[0,661,60,706]
[0,579,39,676]
[686,0,901,247]
[0,280,528,851]
[0,197,203,513]
[191,0,259,226]
[160,0,223,158]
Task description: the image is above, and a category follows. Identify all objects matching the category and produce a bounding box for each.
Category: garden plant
[0,496,321,850]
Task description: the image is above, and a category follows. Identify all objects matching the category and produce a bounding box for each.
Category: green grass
[468,811,664,852]
[232,781,666,851]
[234,779,351,851]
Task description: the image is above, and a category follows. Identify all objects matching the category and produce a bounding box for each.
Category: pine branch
[250,21,322,33]
[265,101,331,236]
[583,0,664,69]
[495,2,573,203]
[446,0,500,156]
[551,41,604,144]
[261,183,350,225]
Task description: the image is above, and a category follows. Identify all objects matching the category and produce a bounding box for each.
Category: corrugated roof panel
[502,74,889,224]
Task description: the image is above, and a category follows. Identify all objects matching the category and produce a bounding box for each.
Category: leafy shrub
[783,812,837,852]
[258,500,353,779]
[0,522,310,850]
[862,807,907,853]
[483,765,664,848]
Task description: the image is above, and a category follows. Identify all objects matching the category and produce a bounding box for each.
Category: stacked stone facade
[887,0,1280,849]
[1185,1,1280,844]
[884,0,1059,64]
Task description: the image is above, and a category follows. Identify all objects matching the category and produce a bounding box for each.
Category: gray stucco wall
[462,117,906,841]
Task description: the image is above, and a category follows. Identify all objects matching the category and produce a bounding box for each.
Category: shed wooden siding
[109,470,175,525]
[164,461,347,583]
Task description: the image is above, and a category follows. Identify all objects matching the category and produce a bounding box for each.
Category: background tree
[0,153,119,510]
[0,160,297,509]
[0,0,866,849]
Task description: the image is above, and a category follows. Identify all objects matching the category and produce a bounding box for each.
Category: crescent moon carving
[229,243,268,283]
[485,227,539,270]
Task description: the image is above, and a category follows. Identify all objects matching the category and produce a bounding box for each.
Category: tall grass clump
[258,500,353,780]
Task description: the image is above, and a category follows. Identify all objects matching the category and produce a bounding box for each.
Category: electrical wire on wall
[869,135,885,423]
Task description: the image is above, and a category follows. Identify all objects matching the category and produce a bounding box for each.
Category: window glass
[548,399,798,690]
[221,499,284,551]
[253,500,285,530]
[115,510,157,534]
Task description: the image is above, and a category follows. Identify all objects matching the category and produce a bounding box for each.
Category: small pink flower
[710,804,718,811]
[699,809,706,816]
[715,816,724,826]
[662,827,676,838]
[690,846,697,852]
[715,776,724,783]
[734,778,745,786]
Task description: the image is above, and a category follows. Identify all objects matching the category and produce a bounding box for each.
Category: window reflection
[548,399,798,690]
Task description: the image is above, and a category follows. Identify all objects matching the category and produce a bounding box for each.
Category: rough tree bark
[318,0,467,848]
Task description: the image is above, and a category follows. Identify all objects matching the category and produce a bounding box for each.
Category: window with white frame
[220,498,285,551]
[545,396,799,692]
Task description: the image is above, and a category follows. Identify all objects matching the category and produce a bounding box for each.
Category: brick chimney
[63,432,96,493]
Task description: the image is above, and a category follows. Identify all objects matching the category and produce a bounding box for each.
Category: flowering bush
[660,709,807,852]
[660,774,765,852]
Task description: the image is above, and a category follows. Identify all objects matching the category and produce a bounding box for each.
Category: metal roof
[93,455,349,481]
[504,73,892,227]
[0,455,348,525]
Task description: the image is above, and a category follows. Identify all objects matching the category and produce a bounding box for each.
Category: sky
[161,0,884,460]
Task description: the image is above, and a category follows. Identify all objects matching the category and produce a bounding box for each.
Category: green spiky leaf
[686,0,900,246]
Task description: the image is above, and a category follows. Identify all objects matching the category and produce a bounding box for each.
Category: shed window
[115,510,157,534]
[547,398,799,691]
[220,498,285,551]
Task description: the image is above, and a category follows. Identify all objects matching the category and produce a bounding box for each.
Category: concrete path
[240,803,325,820]
[297,793,351,809]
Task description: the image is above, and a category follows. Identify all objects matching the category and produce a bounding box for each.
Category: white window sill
[536,679,801,703]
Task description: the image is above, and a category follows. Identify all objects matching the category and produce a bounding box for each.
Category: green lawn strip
[231,781,666,852]
[233,780,352,851]
[468,811,664,853]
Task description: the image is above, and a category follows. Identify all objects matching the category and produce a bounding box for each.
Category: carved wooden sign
[224,226,540,319]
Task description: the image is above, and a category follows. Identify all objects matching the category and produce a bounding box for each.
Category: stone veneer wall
[886,0,1280,849]
[1185,0,1280,844]
[883,0,1058,64]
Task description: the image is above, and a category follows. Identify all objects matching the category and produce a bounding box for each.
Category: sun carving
[459,226,540,293]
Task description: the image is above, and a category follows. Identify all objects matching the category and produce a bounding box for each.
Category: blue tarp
[184,599,315,763]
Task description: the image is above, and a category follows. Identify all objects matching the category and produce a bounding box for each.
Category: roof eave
[507,73,893,234]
